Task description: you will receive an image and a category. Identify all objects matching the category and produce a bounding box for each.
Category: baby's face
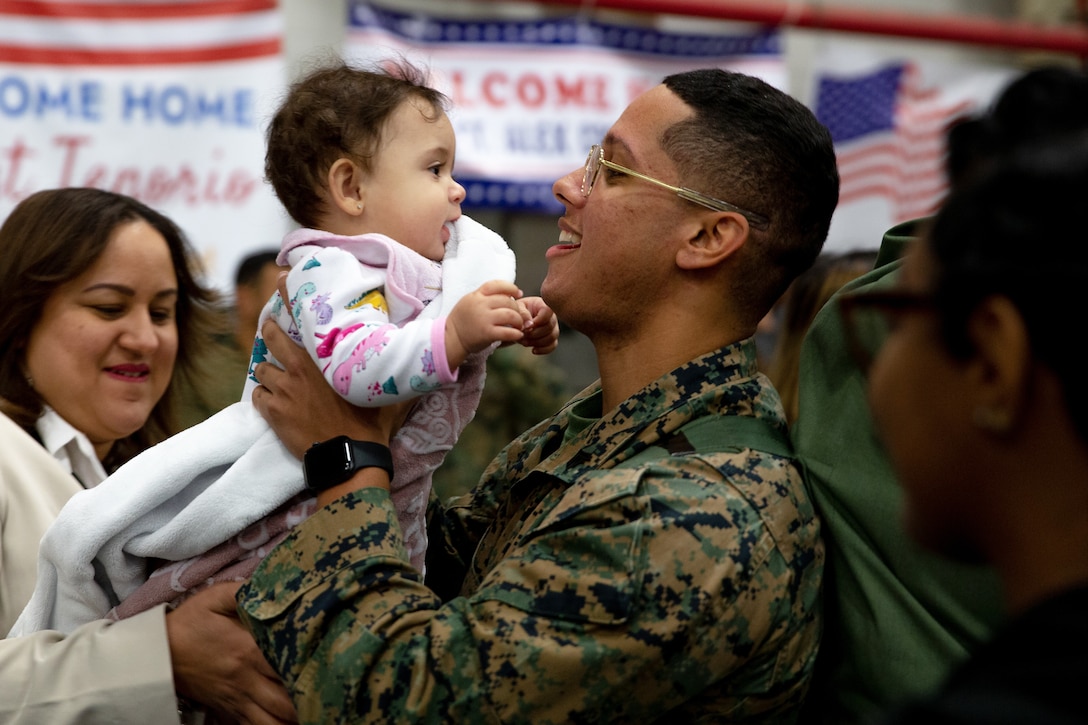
[358,99,465,262]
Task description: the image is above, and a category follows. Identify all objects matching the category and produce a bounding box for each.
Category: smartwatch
[303,436,394,491]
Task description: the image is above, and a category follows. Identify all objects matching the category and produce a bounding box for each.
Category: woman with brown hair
[0,187,294,724]
[0,186,221,630]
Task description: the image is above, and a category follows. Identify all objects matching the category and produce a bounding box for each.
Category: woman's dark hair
[0,187,223,471]
[947,66,1088,189]
[928,135,1088,439]
[265,58,448,229]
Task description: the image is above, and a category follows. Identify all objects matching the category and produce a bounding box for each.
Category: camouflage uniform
[238,340,824,724]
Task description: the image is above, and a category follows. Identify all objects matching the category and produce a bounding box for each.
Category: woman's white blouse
[34,407,108,488]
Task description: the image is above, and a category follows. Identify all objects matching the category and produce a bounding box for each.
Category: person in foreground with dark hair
[793,65,1088,724]
[241,68,839,723]
[853,137,1088,724]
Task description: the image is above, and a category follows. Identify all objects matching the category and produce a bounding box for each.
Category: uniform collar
[547,338,772,474]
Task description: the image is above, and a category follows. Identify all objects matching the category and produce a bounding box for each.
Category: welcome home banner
[345,1,784,213]
[0,0,288,292]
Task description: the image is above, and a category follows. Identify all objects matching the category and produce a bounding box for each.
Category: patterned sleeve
[272,246,456,407]
[237,451,821,723]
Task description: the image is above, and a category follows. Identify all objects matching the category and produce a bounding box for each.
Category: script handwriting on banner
[0,135,260,208]
[57,137,257,203]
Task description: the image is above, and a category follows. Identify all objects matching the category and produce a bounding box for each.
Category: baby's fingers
[476,279,522,299]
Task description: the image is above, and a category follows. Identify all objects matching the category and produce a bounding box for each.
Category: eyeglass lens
[582,145,600,197]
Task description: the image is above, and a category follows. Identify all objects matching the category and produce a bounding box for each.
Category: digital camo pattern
[239,339,824,724]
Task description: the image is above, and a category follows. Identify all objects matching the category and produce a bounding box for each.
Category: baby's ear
[327,158,365,215]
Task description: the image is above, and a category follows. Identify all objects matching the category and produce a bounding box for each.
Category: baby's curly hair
[266,58,449,229]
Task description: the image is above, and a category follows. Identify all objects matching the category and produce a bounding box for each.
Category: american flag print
[0,0,281,65]
[816,61,976,223]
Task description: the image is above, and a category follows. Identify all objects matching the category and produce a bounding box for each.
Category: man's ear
[327,158,365,216]
[965,295,1032,435]
[676,212,749,270]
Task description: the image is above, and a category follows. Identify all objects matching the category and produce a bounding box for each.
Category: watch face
[304,436,394,491]
[304,436,353,490]
[335,439,355,474]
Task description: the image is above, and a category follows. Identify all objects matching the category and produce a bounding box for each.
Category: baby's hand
[445,280,528,367]
[517,296,559,355]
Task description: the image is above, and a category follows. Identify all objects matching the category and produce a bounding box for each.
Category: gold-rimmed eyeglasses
[581,144,770,230]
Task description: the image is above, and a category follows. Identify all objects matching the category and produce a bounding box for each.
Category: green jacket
[792,221,1004,724]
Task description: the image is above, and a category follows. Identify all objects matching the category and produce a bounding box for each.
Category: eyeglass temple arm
[598,153,770,230]
[675,188,770,229]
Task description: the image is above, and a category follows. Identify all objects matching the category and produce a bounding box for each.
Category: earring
[973,406,1012,434]
[355,202,363,211]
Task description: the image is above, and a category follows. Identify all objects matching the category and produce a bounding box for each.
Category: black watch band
[303,436,394,491]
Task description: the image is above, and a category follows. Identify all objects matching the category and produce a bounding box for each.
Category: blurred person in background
[765,249,878,424]
[178,248,287,429]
